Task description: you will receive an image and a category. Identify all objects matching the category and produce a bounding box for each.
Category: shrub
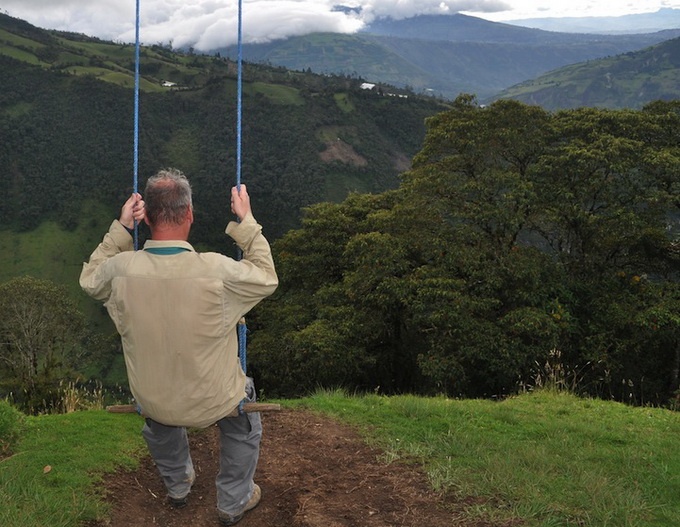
[0,400,25,457]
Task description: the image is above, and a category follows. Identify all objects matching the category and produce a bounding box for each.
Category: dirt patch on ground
[89,409,519,527]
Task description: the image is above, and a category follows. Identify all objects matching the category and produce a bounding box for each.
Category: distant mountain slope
[216,14,680,100]
[362,13,561,42]
[360,13,678,44]
[505,8,680,34]
[491,37,680,110]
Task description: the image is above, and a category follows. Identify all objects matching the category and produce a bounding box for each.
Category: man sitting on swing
[80,168,278,525]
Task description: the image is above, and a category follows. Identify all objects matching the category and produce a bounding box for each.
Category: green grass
[248,82,304,105]
[57,67,163,91]
[0,45,44,65]
[334,92,355,113]
[3,390,680,526]
[55,51,90,66]
[0,409,144,527]
[292,389,680,526]
[0,28,44,50]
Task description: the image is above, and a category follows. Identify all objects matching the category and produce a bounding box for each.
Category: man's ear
[187,206,194,224]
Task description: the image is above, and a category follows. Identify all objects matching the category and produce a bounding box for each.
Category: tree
[250,96,680,404]
[397,96,569,395]
[400,97,680,401]
[0,276,86,395]
[250,193,403,396]
[532,107,674,279]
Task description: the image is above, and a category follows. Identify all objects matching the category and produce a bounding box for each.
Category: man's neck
[150,224,190,241]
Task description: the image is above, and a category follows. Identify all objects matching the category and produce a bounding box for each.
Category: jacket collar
[142,239,195,253]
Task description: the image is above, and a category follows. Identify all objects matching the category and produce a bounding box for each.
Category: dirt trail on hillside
[88,409,520,527]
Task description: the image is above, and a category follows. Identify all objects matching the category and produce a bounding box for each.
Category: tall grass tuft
[531,348,592,393]
[57,380,105,414]
[0,400,25,457]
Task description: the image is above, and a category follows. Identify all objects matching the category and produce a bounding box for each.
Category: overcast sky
[2,0,679,50]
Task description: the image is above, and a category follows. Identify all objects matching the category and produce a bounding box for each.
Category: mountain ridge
[215,13,680,100]
[503,8,680,34]
[491,36,680,110]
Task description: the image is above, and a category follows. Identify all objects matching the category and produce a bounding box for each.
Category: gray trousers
[141,379,262,516]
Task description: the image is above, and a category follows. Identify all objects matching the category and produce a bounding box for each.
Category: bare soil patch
[89,409,520,527]
[319,139,368,167]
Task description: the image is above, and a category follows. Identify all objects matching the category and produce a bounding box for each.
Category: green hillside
[0,13,446,328]
[492,37,680,110]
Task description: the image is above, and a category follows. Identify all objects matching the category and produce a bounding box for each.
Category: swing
[107,0,278,417]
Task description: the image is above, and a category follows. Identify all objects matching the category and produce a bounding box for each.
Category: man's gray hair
[144,168,193,226]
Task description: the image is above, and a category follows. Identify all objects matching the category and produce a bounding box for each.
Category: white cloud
[470,0,680,20]
[361,0,510,22]
[1,0,676,50]
[125,1,366,49]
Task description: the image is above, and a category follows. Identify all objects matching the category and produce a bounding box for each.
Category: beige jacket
[79,213,278,428]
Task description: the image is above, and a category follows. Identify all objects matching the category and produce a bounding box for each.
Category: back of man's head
[145,168,193,227]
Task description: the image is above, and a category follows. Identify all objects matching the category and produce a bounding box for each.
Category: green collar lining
[144,247,191,255]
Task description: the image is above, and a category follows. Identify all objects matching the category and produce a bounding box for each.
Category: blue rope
[235,0,248,376]
[133,0,141,250]
[238,319,247,373]
[236,0,243,191]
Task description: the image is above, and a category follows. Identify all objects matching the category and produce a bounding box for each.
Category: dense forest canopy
[249,96,680,406]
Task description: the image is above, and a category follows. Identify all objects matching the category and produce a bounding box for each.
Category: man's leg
[215,378,262,520]
[142,418,195,503]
